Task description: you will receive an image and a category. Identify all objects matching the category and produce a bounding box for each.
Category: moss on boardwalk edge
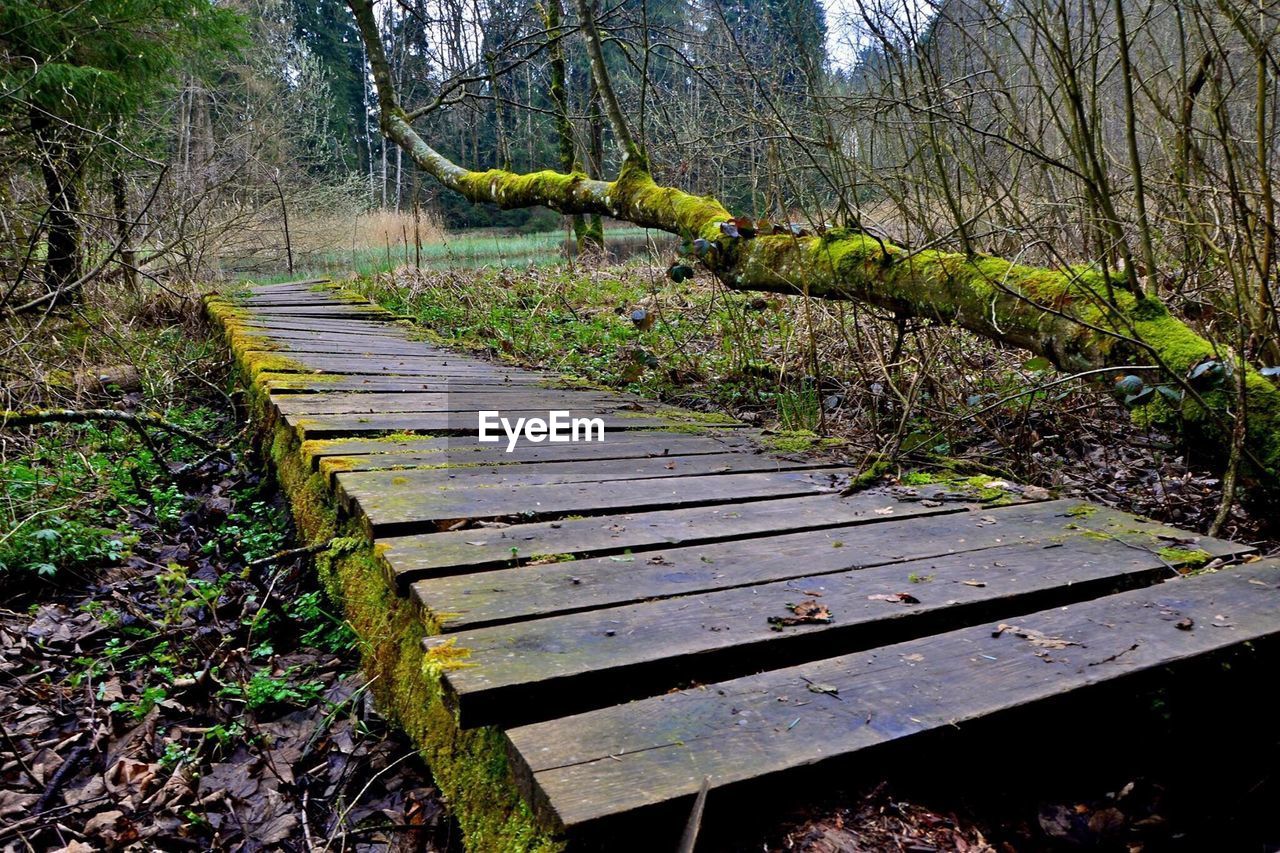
[203,291,564,852]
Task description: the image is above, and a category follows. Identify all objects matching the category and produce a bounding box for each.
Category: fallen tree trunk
[347,0,1280,492]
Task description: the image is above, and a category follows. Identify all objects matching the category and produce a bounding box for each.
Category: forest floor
[3,255,1278,852]
[1,290,459,851]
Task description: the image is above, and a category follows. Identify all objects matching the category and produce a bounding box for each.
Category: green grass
[245,226,663,284]
[345,263,832,428]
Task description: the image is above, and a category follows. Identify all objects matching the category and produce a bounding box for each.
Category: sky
[822,0,935,69]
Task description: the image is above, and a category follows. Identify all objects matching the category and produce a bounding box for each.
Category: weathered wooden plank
[241,285,327,295]
[412,500,1220,631]
[243,278,331,291]
[250,337,455,358]
[507,560,1280,834]
[233,322,413,338]
[340,453,826,498]
[243,330,420,348]
[314,439,766,481]
[301,429,753,464]
[437,532,1252,727]
[253,352,549,378]
[287,411,693,439]
[233,319,416,338]
[247,349,498,370]
[340,467,847,535]
[242,332,422,349]
[383,488,992,582]
[237,294,360,306]
[240,303,391,317]
[271,390,636,416]
[264,374,557,393]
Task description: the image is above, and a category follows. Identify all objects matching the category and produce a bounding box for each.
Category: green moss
[320,535,562,851]
[1158,546,1213,569]
[526,553,576,564]
[756,430,848,454]
[1065,503,1099,518]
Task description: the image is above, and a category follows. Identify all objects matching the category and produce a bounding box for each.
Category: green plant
[111,685,168,720]
[221,667,325,711]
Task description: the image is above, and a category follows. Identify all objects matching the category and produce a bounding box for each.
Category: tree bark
[345,0,1280,492]
[32,110,83,300]
[112,169,139,294]
[545,0,603,253]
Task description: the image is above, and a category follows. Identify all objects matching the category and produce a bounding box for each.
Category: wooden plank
[506,560,1280,833]
[244,333,465,356]
[339,467,848,535]
[251,338,452,358]
[254,352,549,378]
[339,453,826,497]
[436,532,1252,727]
[237,295,360,306]
[240,304,391,317]
[301,429,753,463]
[412,500,1224,631]
[272,390,636,415]
[383,488,994,582]
[264,375,559,394]
[241,285,327,295]
[242,330,419,347]
[313,437,765,480]
[233,324,414,340]
[243,278,331,291]
[288,411,687,439]
[247,349,494,369]
[233,319,416,337]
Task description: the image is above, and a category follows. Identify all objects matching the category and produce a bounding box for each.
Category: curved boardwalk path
[210,280,1280,850]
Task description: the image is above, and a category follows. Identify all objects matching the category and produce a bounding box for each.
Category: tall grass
[251,216,666,283]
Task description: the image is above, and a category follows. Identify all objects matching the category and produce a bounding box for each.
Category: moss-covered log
[346,0,1280,490]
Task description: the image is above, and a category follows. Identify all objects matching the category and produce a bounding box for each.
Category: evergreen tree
[288,0,372,174]
[1,0,242,296]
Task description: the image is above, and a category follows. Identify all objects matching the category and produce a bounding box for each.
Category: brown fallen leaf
[992,623,1081,649]
[962,580,986,588]
[768,599,833,628]
[868,592,921,605]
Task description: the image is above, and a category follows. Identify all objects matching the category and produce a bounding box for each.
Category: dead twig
[1,408,220,451]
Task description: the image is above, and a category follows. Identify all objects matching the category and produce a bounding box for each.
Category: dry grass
[291,208,447,255]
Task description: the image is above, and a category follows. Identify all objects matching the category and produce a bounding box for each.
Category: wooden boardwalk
[215,280,1280,848]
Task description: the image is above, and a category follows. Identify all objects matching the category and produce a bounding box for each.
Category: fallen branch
[1,408,219,451]
[245,539,336,570]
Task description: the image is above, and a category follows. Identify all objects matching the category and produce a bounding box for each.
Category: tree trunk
[32,110,82,300]
[345,0,1280,493]
[112,170,139,294]
[545,0,602,254]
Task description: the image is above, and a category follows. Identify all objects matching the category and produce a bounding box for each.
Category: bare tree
[346,0,1280,493]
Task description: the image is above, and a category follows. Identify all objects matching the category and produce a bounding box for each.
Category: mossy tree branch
[345,0,1280,491]
[1,408,220,450]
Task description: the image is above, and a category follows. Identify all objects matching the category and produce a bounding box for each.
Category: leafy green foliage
[220,668,326,711]
[0,0,243,126]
